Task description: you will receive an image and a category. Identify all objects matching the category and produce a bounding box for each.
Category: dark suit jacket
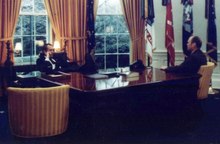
[36,53,58,74]
[37,52,80,73]
[165,49,207,74]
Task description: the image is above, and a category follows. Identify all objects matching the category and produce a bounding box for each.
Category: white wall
[153,0,220,88]
[154,0,220,53]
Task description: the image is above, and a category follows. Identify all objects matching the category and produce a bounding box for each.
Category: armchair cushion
[197,62,215,99]
[7,85,70,138]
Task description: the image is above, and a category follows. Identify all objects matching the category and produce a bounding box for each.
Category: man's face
[187,36,194,51]
[47,45,54,57]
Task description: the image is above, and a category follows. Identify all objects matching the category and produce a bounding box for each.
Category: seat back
[7,85,70,138]
[197,62,215,99]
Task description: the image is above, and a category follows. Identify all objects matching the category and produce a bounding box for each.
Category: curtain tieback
[0,37,13,41]
[131,35,144,42]
[60,36,87,40]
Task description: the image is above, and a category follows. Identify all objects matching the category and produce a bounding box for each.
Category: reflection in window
[95,0,130,70]
[14,0,50,65]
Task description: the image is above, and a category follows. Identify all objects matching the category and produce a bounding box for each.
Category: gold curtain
[44,0,88,64]
[94,0,99,19]
[0,0,21,65]
[144,0,148,18]
[120,0,146,65]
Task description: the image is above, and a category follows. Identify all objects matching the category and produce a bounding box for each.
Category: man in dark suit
[162,36,207,74]
[36,43,58,74]
[36,43,79,74]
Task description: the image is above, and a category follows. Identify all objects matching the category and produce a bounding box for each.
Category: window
[14,0,50,65]
[95,0,130,70]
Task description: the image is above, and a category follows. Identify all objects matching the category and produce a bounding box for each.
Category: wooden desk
[38,68,201,136]
[39,68,199,91]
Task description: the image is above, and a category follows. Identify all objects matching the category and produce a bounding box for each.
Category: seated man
[161,36,207,74]
[36,43,79,74]
[36,43,59,74]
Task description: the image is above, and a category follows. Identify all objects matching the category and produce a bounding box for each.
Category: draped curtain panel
[94,0,99,20]
[120,0,146,65]
[144,0,148,18]
[72,0,98,89]
[44,0,88,63]
[0,0,21,65]
[45,0,98,87]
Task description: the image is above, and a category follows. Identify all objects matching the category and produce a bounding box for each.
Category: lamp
[53,41,60,52]
[35,40,44,47]
[14,42,22,56]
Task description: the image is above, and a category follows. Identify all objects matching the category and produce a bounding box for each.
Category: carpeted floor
[1,90,220,144]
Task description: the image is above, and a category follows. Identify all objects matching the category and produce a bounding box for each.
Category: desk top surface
[39,68,199,92]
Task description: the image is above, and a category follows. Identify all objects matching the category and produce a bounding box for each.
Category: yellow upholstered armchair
[7,85,70,138]
[197,62,215,99]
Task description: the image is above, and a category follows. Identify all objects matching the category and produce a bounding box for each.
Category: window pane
[105,0,119,15]
[97,0,105,14]
[14,37,22,45]
[95,16,105,33]
[97,0,123,15]
[106,55,117,68]
[35,16,47,35]
[34,0,46,13]
[22,16,34,35]
[95,35,105,53]
[23,36,33,56]
[118,34,129,53]
[118,16,128,33]
[15,16,22,35]
[95,55,105,69]
[119,55,129,67]
[106,35,117,53]
[105,16,117,33]
[21,0,33,13]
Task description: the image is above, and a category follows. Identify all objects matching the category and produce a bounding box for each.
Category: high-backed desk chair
[197,62,215,99]
[7,85,70,138]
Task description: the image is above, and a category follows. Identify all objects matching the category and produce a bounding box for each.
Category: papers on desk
[120,71,140,81]
[17,74,38,79]
[120,71,139,77]
[84,70,139,81]
[47,74,63,77]
[84,73,109,79]
[98,71,119,78]
[122,76,139,82]
[41,71,71,80]
[17,71,41,79]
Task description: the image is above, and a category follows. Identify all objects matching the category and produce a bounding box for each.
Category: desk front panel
[67,73,200,137]
[37,68,200,136]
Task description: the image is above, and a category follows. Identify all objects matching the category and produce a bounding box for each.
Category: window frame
[95,1,130,70]
[13,0,51,65]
